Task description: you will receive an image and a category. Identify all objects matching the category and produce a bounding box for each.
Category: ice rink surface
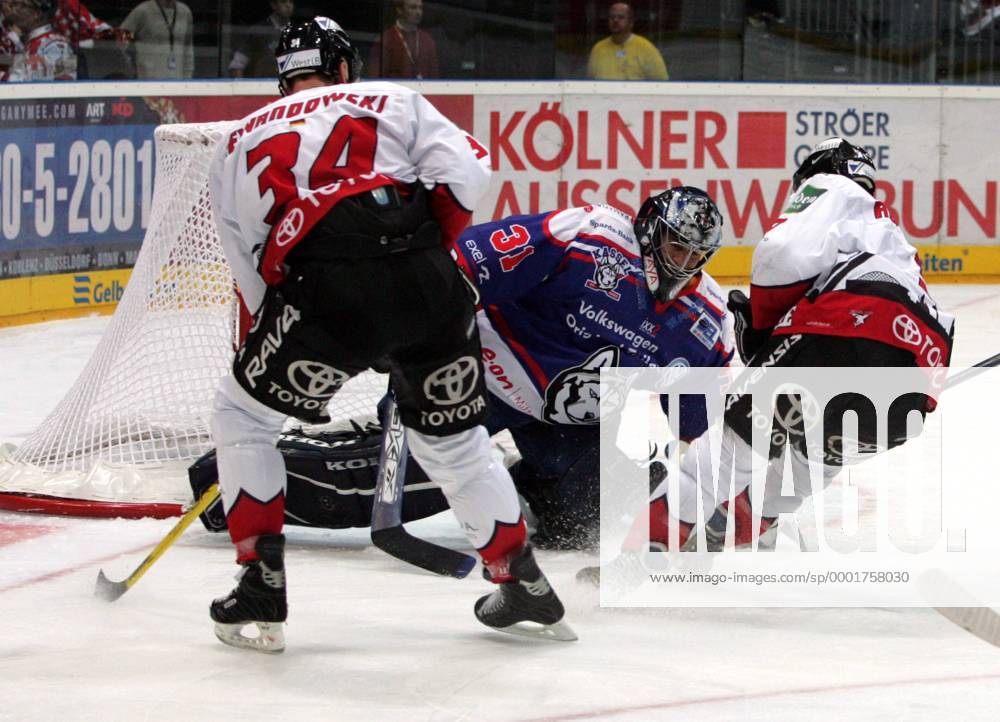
[1,285,999,722]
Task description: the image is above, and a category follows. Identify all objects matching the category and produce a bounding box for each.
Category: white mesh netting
[0,122,386,507]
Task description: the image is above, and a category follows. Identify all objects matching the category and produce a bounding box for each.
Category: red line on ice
[0,542,152,594]
[0,522,61,548]
[950,290,1000,310]
[519,672,1000,721]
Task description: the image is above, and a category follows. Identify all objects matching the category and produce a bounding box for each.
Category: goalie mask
[793,137,876,195]
[276,16,362,95]
[633,186,723,303]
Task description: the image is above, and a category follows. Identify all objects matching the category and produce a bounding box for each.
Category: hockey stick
[370,393,476,578]
[912,570,1000,648]
[929,353,1000,644]
[94,483,220,602]
[934,607,1000,647]
[943,350,1000,389]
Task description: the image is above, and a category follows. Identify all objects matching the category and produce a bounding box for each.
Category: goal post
[0,122,385,518]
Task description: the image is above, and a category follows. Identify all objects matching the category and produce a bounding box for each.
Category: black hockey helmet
[275,16,361,95]
[633,186,723,302]
[792,137,876,195]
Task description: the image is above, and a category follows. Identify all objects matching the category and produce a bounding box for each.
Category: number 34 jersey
[453,204,734,438]
[210,81,491,313]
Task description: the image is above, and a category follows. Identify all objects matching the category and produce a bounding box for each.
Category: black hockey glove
[727,289,771,364]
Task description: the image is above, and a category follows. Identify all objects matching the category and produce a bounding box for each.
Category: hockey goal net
[0,122,386,518]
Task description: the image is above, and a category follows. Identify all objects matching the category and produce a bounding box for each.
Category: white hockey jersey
[210,81,491,313]
[751,173,954,368]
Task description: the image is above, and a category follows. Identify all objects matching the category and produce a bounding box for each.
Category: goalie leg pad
[486,404,602,549]
[190,424,449,533]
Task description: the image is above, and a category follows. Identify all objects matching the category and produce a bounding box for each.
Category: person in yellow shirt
[587,2,669,80]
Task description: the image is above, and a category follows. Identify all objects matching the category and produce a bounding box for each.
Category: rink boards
[2,79,1000,325]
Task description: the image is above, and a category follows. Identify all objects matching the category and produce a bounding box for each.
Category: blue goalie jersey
[453,204,734,441]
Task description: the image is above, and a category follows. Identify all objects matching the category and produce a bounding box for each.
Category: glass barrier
[1,1,998,84]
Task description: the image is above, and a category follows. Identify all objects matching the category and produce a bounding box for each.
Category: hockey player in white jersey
[191,189,733,554]
[208,16,574,652]
[640,137,956,553]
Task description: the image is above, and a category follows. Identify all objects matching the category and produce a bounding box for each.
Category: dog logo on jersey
[542,346,621,425]
[850,310,871,327]
[584,246,630,301]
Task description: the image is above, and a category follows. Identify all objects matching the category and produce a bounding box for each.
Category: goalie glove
[727,289,771,364]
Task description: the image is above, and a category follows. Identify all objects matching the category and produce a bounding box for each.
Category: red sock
[623,496,692,552]
[478,517,527,583]
[730,488,777,547]
[226,492,285,563]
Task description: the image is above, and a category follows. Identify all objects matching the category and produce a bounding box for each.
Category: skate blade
[576,565,600,586]
[576,554,646,596]
[214,621,286,654]
[489,618,578,642]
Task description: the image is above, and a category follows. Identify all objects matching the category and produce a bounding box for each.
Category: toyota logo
[423,356,479,405]
[773,383,821,433]
[892,314,922,346]
[288,360,348,398]
[275,208,305,247]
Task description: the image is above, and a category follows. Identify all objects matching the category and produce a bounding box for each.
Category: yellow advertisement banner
[706,244,1000,284]
[0,268,132,327]
[1,245,997,328]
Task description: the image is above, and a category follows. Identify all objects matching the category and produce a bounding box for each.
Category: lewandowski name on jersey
[211,80,491,312]
[453,204,734,426]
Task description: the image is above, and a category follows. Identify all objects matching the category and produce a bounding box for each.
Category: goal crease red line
[0,491,183,519]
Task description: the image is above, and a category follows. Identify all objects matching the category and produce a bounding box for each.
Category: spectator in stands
[0,8,21,78]
[587,2,669,80]
[228,0,293,78]
[2,0,76,81]
[120,0,193,79]
[53,0,112,48]
[368,0,438,79]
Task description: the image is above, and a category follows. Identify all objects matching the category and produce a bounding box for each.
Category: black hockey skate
[474,546,577,641]
[210,534,287,653]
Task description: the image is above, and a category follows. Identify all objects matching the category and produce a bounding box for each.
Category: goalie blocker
[189,424,449,532]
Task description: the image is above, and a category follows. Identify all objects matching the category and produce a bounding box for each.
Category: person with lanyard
[368,0,439,79]
[120,0,193,79]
